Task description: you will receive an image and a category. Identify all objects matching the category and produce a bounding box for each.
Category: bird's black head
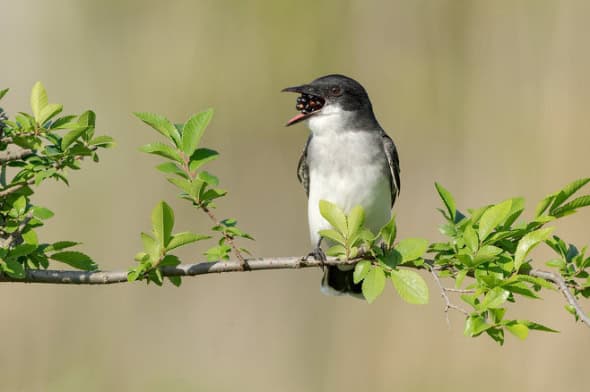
[282,74,374,126]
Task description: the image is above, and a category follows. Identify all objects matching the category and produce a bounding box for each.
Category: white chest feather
[306,110,391,245]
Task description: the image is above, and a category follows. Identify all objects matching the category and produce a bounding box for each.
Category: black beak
[282,84,324,127]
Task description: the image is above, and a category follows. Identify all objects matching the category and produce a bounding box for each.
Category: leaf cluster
[0,83,112,276]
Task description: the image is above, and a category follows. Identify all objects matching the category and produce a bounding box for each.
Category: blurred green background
[2,0,589,391]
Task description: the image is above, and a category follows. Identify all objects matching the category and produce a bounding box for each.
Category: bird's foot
[303,247,327,270]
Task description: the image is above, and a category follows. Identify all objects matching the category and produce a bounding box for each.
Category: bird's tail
[320,265,364,299]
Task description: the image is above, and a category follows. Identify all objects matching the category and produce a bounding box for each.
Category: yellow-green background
[2,1,589,391]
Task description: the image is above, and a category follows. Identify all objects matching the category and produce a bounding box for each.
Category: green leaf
[551,195,590,218]
[50,251,98,271]
[549,178,590,212]
[141,232,159,259]
[325,245,346,257]
[390,269,429,304]
[46,241,79,252]
[32,206,54,220]
[197,171,219,186]
[181,109,214,156]
[139,142,183,163]
[156,162,188,178]
[396,238,428,263]
[89,135,115,147]
[353,260,371,284]
[480,287,509,309]
[167,177,193,195]
[3,258,25,278]
[378,215,397,249]
[30,81,48,123]
[520,320,558,333]
[514,227,555,271]
[362,266,386,304]
[134,112,181,146]
[478,199,512,241]
[506,323,529,340]
[473,245,503,265]
[151,201,175,247]
[21,229,38,245]
[168,276,182,287]
[435,182,456,221]
[39,103,63,125]
[167,232,210,251]
[9,244,36,258]
[464,315,491,337]
[318,229,345,245]
[0,88,9,101]
[463,225,479,253]
[61,127,88,150]
[189,148,219,171]
[347,205,365,239]
[535,195,554,217]
[319,200,347,235]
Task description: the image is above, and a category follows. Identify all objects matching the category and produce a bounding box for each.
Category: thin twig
[428,266,470,326]
[443,288,475,294]
[530,268,590,327]
[201,205,249,271]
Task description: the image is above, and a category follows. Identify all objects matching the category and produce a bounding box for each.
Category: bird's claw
[303,247,327,270]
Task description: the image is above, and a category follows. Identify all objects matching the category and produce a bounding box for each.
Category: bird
[282,74,400,298]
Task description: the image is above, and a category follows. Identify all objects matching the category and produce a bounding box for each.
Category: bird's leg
[303,238,327,270]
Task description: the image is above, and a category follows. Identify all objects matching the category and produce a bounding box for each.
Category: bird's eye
[330,86,342,96]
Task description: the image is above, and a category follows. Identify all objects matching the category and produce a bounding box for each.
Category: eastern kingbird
[283,74,400,298]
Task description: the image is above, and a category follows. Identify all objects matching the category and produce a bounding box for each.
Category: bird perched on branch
[283,74,400,298]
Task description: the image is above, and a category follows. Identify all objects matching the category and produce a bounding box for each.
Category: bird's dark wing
[297,134,312,197]
[382,133,401,207]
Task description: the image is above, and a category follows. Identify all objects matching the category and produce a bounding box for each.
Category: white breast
[306,109,391,246]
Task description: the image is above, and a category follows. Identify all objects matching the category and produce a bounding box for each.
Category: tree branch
[0,148,33,163]
[0,256,587,329]
[428,266,469,326]
[530,268,590,327]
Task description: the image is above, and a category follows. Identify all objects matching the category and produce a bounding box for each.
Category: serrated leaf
[435,182,456,221]
[514,227,555,271]
[167,177,193,195]
[319,200,347,235]
[549,178,590,212]
[478,199,512,241]
[551,195,590,218]
[89,135,115,147]
[0,88,8,101]
[46,241,79,252]
[50,251,98,271]
[168,276,182,287]
[520,320,558,333]
[325,245,346,257]
[167,232,210,251]
[396,238,428,263]
[151,201,175,247]
[319,229,345,245]
[134,112,181,146]
[189,148,219,171]
[473,245,503,265]
[31,81,48,122]
[61,127,88,150]
[32,206,54,220]
[139,142,183,163]
[390,269,429,304]
[182,109,214,156]
[464,315,491,337]
[480,287,509,309]
[535,195,554,217]
[39,103,63,125]
[21,229,38,245]
[197,171,219,186]
[362,266,386,304]
[353,260,371,284]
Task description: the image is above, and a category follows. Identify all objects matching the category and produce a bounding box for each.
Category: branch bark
[0,256,587,329]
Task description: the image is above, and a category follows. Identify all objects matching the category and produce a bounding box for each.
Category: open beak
[282,84,324,127]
